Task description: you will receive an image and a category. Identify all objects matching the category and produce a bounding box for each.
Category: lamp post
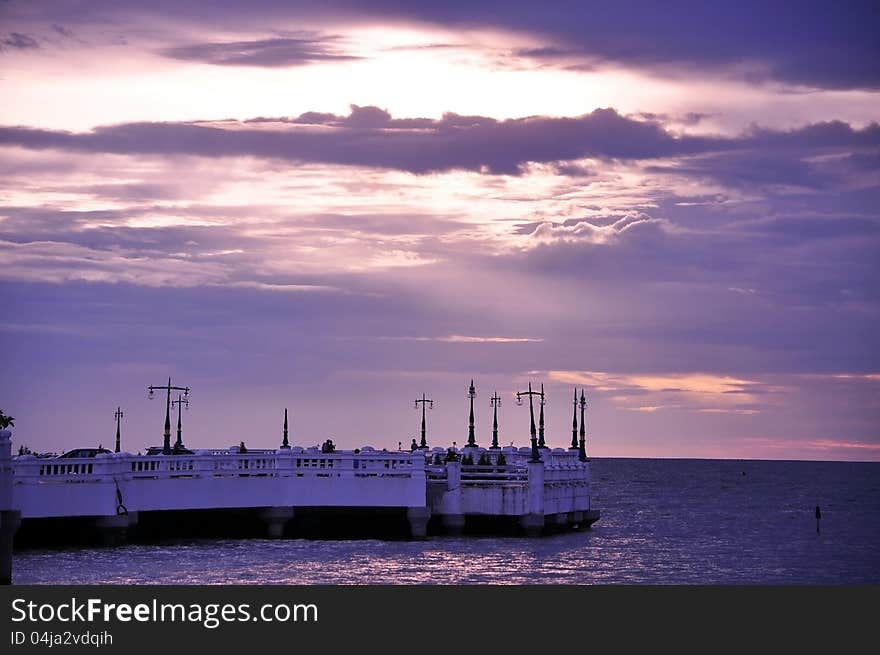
[490,391,502,449]
[516,382,542,462]
[171,394,188,452]
[114,407,123,453]
[579,389,588,462]
[466,380,477,448]
[571,388,579,449]
[148,378,190,455]
[538,383,546,449]
[414,393,433,449]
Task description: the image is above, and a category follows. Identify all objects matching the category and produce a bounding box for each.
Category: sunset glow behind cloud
[1,0,877,461]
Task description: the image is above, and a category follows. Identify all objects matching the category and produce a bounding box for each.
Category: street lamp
[148,377,190,455]
[414,393,433,449]
[579,389,589,462]
[466,380,477,448]
[516,382,542,462]
[538,382,547,449]
[114,407,124,453]
[490,391,502,449]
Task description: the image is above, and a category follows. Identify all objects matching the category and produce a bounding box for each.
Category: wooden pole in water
[815,505,821,534]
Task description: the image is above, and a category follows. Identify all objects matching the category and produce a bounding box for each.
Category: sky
[0,0,878,461]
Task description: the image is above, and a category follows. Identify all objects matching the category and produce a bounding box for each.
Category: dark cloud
[1,32,39,50]
[1,108,877,177]
[5,1,877,88]
[245,105,436,129]
[161,33,360,67]
[647,153,829,190]
[51,24,74,39]
[333,0,880,90]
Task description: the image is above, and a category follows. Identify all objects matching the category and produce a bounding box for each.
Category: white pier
[1,432,598,559]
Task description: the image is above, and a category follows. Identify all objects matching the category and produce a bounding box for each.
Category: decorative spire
[466,379,476,447]
[281,408,290,449]
[172,393,188,452]
[571,388,578,449]
[537,383,546,448]
[578,389,588,462]
[114,406,123,453]
[490,391,501,448]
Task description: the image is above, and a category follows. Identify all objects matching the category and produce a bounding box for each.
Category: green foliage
[496,452,507,466]
[0,410,14,430]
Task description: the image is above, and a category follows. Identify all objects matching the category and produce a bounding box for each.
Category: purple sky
[1,1,878,461]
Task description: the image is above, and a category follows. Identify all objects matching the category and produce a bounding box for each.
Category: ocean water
[12,458,880,584]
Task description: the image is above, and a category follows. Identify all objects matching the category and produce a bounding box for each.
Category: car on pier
[56,447,113,458]
[144,445,195,456]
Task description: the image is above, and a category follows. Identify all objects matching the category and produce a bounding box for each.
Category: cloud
[547,370,764,399]
[805,440,880,452]
[442,335,542,343]
[2,108,877,176]
[1,32,39,50]
[3,1,878,89]
[161,33,361,67]
[330,0,880,90]
[381,335,543,343]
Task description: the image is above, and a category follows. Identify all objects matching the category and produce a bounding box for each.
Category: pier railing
[13,448,420,484]
[14,446,586,484]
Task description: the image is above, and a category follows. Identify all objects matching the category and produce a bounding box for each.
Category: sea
[12,458,880,584]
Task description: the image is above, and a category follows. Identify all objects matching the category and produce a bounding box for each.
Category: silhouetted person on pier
[239,441,247,454]
[410,438,418,452]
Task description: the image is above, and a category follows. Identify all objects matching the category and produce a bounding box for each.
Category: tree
[0,410,14,430]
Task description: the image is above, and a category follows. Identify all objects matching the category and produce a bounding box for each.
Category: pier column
[0,429,20,584]
[260,506,294,538]
[406,452,430,539]
[440,460,465,534]
[521,460,545,537]
[406,507,431,539]
[93,513,134,546]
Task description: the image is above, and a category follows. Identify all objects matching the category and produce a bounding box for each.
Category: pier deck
[4,441,597,545]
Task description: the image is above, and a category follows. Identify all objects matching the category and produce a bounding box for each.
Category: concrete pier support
[406,507,430,539]
[260,506,294,538]
[439,460,465,535]
[0,510,20,585]
[521,460,545,537]
[442,513,466,535]
[570,510,585,527]
[520,513,544,537]
[0,429,20,584]
[93,513,133,546]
